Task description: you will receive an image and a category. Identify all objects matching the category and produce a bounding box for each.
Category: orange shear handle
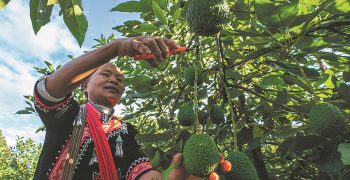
[133,47,187,60]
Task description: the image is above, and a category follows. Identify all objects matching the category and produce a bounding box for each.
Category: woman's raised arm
[45,37,178,98]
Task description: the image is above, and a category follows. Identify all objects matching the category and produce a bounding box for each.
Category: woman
[32,36,200,180]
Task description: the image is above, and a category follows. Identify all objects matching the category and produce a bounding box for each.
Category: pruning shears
[133,47,190,60]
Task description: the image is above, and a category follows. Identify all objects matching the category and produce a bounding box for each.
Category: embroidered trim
[37,77,65,102]
[33,89,72,113]
[92,172,102,180]
[93,169,124,180]
[126,157,152,180]
[95,103,115,123]
[47,115,128,178]
[75,137,92,167]
[48,136,72,179]
[108,121,128,139]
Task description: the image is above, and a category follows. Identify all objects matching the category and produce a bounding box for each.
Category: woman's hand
[167,153,227,180]
[114,36,179,67]
[166,153,201,180]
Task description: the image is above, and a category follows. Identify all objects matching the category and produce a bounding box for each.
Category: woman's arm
[45,37,178,98]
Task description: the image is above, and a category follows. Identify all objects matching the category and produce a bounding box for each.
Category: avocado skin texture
[225,151,259,180]
[210,105,225,124]
[178,104,195,126]
[183,134,220,177]
[309,103,345,137]
[184,67,203,86]
[186,0,230,36]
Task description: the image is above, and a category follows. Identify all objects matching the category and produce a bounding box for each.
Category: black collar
[89,101,115,123]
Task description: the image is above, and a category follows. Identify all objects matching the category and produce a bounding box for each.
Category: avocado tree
[0,130,42,179]
[4,0,350,178]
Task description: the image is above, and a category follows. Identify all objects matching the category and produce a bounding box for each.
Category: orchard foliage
[2,0,350,178]
[0,130,42,179]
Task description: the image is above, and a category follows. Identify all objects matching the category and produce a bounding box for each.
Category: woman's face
[84,63,125,108]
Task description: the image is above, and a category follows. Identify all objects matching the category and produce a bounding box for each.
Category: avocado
[186,0,230,36]
[133,76,154,93]
[309,103,345,137]
[178,104,196,126]
[225,151,259,180]
[210,105,225,124]
[184,67,203,86]
[183,134,220,177]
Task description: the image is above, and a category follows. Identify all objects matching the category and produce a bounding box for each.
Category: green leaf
[250,19,273,35]
[171,8,181,22]
[44,60,55,72]
[228,88,243,98]
[135,132,172,142]
[337,83,350,104]
[278,0,299,27]
[277,135,328,153]
[35,124,46,133]
[110,1,143,12]
[323,34,345,43]
[133,23,159,33]
[30,0,53,34]
[246,47,275,61]
[338,143,350,165]
[300,0,320,7]
[255,0,299,28]
[282,75,313,94]
[253,126,264,139]
[276,90,288,105]
[334,0,350,12]
[150,150,163,168]
[324,70,335,89]
[60,0,88,47]
[15,110,32,115]
[273,126,303,139]
[261,76,286,88]
[255,0,281,28]
[225,49,243,59]
[266,60,321,79]
[296,0,332,32]
[295,36,314,49]
[47,0,58,6]
[154,0,167,9]
[225,69,241,79]
[0,0,10,10]
[152,0,167,25]
[124,20,142,27]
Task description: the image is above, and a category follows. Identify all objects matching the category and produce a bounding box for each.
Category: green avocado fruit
[184,67,203,86]
[225,151,259,180]
[309,103,345,137]
[177,104,195,126]
[186,0,230,36]
[210,105,225,124]
[183,134,220,177]
[133,76,154,93]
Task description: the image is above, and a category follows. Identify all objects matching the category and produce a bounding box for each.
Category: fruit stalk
[194,35,201,134]
[215,32,238,150]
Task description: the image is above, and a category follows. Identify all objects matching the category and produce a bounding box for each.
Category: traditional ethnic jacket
[33,77,153,180]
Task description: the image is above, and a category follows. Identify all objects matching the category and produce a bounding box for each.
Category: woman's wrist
[112,38,126,57]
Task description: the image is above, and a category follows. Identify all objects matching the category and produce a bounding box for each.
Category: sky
[0,0,140,146]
